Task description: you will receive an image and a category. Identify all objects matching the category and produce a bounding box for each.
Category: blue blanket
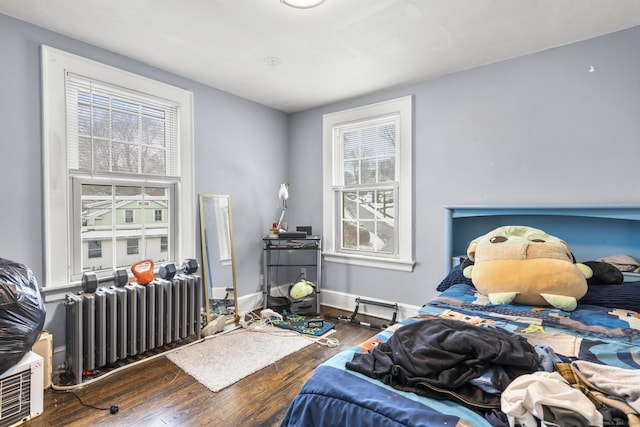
[280,284,640,427]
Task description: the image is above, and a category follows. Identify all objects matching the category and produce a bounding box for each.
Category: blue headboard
[444,205,640,271]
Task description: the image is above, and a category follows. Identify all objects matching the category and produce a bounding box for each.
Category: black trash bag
[0,258,46,376]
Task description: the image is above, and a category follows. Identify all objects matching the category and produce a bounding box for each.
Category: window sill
[323,252,415,272]
[42,282,82,303]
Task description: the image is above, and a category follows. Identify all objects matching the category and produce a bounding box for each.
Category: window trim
[322,96,414,271]
[42,45,195,288]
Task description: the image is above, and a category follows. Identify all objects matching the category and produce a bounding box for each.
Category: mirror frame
[198,194,239,324]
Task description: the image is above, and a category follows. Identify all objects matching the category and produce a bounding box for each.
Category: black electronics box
[296,226,312,236]
[278,231,306,239]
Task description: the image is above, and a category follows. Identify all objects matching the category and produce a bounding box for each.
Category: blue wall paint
[2,9,640,352]
[286,25,640,306]
[0,13,288,350]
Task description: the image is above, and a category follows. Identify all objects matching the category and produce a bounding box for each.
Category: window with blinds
[66,74,179,177]
[333,114,399,255]
[322,96,414,271]
[42,46,194,288]
[64,75,180,274]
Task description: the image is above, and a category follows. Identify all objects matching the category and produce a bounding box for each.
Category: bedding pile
[281,282,640,427]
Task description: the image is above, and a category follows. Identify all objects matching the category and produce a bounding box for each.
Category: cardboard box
[31,331,52,389]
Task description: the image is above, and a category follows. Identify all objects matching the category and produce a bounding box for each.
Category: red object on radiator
[131,259,155,285]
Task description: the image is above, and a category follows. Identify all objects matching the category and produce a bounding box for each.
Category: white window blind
[65,73,179,177]
[332,114,399,187]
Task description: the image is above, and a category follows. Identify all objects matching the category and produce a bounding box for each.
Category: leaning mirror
[199,194,239,324]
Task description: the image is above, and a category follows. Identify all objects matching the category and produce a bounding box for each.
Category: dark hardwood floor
[25,307,385,427]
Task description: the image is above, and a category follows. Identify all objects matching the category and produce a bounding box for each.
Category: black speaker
[296,226,312,236]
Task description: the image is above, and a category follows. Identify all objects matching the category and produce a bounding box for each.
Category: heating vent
[65,275,202,385]
[0,352,44,427]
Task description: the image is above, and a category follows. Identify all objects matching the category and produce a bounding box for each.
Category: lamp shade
[278,183,289,201]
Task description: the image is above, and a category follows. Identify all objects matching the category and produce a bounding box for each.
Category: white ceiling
[2,0,640,113]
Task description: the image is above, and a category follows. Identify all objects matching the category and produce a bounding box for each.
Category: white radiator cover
[0,351,44,427]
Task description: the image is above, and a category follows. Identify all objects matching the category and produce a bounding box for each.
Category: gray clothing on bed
[571,360,640,413]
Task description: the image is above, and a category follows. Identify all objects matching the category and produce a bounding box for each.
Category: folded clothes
[597,254,640,273]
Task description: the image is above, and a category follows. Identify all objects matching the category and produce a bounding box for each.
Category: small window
[88,240,102,259]
[127,238,139,255]
[124,209,134,223]
[160,236,168,252]
[154,209,163,222]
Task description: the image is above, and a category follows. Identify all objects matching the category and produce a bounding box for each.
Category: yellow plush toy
[462,225,592,311]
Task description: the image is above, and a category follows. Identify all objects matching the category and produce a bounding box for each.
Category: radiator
[65,275,202,385]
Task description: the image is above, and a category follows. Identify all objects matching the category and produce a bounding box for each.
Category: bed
[280,205,640,427]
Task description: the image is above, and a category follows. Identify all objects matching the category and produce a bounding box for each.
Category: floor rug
[166,327,320,392]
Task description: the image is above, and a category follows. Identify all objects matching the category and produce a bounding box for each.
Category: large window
[323,96,414,271]
[42,46,195,289]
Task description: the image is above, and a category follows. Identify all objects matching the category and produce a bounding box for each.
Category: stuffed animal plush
[461,225,592,311]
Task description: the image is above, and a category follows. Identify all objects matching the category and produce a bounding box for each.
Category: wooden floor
[24,308,384,427]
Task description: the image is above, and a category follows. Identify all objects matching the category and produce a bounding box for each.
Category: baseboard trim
[237,288,420,322]
[237,291,264,314]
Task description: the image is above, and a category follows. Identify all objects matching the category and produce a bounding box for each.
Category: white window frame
[42,45,195,289]
[322,96,414,271]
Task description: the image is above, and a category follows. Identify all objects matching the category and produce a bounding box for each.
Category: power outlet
[300,268,306,278]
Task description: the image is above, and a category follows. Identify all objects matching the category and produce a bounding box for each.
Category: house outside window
[42,46,195,289]
[322,96,414,271]
[160,236,168,252]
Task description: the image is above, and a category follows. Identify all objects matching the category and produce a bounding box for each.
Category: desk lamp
[277,183,289,231]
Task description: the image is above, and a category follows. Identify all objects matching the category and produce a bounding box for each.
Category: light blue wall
[2,9,640,358]
[287,25,640,306]
[0,13,288,353]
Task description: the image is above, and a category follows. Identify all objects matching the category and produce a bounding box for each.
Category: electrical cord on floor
[53,389,119,414]
[239,310,340,348]
[311,334,339,348]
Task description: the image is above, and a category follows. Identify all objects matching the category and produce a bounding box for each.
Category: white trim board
[237,288,420,323]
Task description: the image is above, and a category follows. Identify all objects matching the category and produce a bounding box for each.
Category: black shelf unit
[262,235,322,314]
